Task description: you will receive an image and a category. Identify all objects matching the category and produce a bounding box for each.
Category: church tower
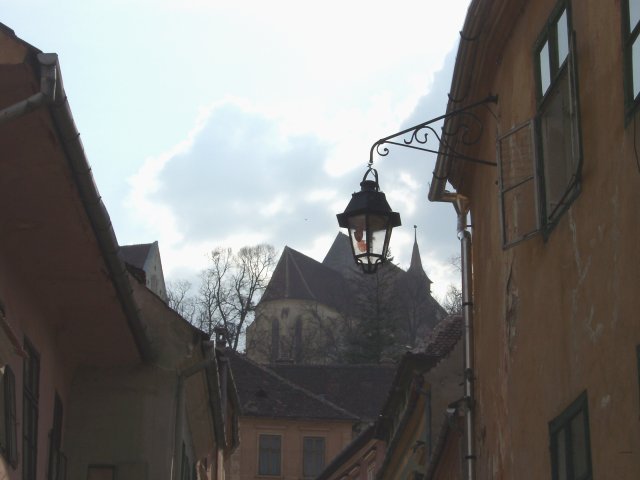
[406,225,433,293]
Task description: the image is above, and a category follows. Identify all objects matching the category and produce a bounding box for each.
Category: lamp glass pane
[347,214,368,254]
[369,226,388,257]
[347,214,389,259]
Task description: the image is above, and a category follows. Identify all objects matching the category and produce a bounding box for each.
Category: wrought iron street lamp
[336,91,498,480]
[336,164,401,274]
[337,94,497,274]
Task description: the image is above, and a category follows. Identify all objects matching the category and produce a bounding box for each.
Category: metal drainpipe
[171,342,218,480]
[0,53,57,125]
[457,205,475,480]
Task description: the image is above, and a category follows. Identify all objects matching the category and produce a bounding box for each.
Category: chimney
[214,326,228,350]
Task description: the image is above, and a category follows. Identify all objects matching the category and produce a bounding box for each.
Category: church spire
[407,226,433,290]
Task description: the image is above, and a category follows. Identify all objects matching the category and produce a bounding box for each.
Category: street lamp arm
[369,94,498,166]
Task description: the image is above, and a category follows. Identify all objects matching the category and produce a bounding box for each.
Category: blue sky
[2,0,471,298]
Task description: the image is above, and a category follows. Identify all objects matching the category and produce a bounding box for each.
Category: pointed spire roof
[407,226,432,287]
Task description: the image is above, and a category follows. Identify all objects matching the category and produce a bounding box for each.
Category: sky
[2,0,471,300]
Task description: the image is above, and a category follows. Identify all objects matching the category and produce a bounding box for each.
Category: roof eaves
[428,0,481,203]
[316,423,377,480]
[38,51,153,362]
[424,407,461,480]
[377,352,439,435]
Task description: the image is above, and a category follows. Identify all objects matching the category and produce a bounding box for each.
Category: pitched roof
[0,27,151,363]
[378,317,464,437]
[316,424,378,480]
[422,315,463,357]
[322,232,358,274]
[227,350,359,421]
[120,243,153,270]
[268,363,397,422]
[260,246,349,310]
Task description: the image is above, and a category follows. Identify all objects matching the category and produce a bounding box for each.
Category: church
[245,231,446,364]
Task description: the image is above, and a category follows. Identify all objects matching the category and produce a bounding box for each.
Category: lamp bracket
[361,165,379,188]
[369,94,498,167]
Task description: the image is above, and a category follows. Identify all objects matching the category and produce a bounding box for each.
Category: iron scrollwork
[368,94,498,167]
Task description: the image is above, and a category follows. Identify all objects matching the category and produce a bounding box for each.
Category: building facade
[226,352,359,480]
[427,0,640,478]
[0,24,237,479]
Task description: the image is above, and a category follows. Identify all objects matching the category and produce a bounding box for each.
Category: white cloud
[119,2,469,296]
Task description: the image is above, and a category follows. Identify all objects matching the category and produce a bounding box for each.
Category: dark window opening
[47,393,65,480]
[258,434,281,476]
[0,365,17,467]
[549,391,592,480]
[23,338,40,480]
[499,1,582,247]
[534,1,582,235]
[303,436,325,478]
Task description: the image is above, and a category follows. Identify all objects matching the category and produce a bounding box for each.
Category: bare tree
[439,255,462,315]
[168,244,277,351]
[441,284,462,315]
[166,279,196,322]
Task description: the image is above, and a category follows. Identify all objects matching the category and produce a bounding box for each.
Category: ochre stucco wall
[231,417,353,480]
[450,1,640,478]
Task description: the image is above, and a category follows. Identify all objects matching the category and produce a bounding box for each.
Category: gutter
[458,206,476,480]
[428,0,481,205]
[315,423,377,480]
[0,53,56,125]
[426,4,481,478]
[171,342,238,480]
[0,51,153,362]
[171,343,218,480]
[424,407,460,480]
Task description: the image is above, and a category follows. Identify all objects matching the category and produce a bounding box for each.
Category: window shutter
[498,120,540,247]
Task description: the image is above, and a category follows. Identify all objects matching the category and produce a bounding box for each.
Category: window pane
[630,0,640,31]
[539,68,578,221]
[0,369,6,450]
[571,411,589,478]
[259,435,281,476]
[303,437,325,477]
[637,345,640,412]
[4,367,16,465]
[556,428,567,480]
[557,10,569,66]
[540,41,551,96]
[633,37,640,99]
